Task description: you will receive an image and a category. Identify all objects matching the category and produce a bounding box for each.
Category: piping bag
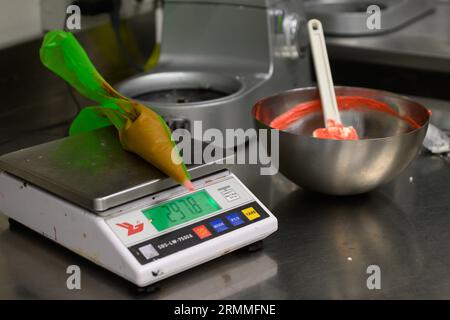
[40,30,193,191]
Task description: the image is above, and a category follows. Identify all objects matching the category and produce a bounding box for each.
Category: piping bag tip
[183,180,195,191]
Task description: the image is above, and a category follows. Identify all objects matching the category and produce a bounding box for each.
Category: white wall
[0,0,42,49]
[0,0,155,49]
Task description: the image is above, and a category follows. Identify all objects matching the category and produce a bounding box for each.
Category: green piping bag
[40,30,192,191]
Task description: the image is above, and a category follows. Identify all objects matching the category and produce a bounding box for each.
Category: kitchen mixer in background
[116,0,312,134]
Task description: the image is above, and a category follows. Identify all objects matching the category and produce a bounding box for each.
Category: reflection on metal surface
[270,188,425,299]
[0,218,127,299]
[152,254,278,299]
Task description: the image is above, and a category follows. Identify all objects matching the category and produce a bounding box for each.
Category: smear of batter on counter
[269,96,420,139]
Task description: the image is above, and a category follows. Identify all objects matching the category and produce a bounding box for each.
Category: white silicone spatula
[307,19,341,125]
[307,19,358,140]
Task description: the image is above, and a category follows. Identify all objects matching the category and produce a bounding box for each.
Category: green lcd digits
[143,190,221,231]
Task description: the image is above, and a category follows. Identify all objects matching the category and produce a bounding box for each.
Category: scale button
[139,244,159,260]
[192,225,212,239]
[225,212,244,226]
[210,219,229,233]
[241,207,261,221]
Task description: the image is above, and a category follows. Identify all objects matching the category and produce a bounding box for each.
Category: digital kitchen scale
[0,127,277,289]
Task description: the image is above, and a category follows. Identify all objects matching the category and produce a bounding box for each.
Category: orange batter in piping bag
[40,30,193,191]
[119,103,193,190]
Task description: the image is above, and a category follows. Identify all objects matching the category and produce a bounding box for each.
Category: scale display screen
[142,190,221,231]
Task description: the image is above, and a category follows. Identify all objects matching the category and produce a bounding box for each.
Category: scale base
[241,240,264,253]
[0,169,277,289]
[132,239,265,294]
[8,217,265,294]
[8,218,25,231]
[135,282,161,294]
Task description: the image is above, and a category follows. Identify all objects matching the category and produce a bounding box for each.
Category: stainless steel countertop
[327,1,450,73]
[0,99,449,299]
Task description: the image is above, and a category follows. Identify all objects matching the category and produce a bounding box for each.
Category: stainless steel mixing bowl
[252,86,430,195]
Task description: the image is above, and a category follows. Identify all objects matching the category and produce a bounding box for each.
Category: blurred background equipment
[304,0,434,35]
[116,0,312,133]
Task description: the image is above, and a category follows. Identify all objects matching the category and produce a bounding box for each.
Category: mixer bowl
[252,86,430,195]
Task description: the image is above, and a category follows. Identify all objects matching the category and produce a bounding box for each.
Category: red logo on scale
[116,222,144,236]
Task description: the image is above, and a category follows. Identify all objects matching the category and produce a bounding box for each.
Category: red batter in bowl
[269,96,421,140]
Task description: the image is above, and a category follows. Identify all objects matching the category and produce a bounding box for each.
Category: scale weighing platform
[0,127,277,289]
